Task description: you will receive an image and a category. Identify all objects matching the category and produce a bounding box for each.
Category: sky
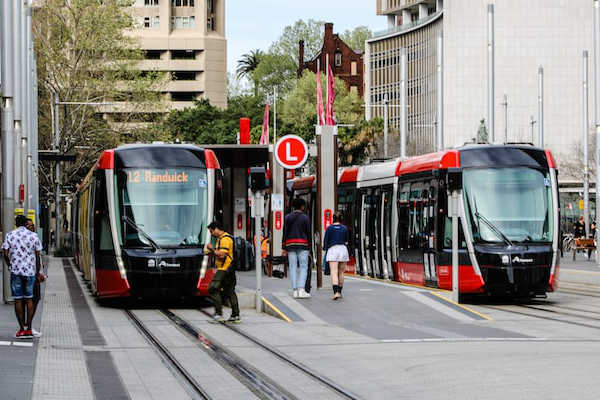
[226,1,384,73]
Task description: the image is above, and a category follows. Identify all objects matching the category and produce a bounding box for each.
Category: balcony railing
[372,9,442,39]
[378,0,424,15]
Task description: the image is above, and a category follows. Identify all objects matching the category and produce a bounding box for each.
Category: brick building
[298,23,364,97]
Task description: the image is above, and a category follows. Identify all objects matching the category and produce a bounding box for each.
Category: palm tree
[236,49,263,97]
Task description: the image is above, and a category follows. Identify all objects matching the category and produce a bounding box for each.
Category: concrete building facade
[298,23,365,97]
[126,0,226,113]
[367,0,597,166]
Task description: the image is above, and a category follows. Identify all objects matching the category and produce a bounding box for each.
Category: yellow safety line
[345,273,451,292]
[428,291,492,320]
[261,296,292,323]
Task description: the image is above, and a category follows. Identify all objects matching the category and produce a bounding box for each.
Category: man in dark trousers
[282,198,311,299]
[3,215,43,339]
[205,221,240,324]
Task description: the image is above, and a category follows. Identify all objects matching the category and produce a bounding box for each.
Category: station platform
[2,256,600,399]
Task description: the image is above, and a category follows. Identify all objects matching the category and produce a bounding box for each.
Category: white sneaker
[293,289,299,298]
[32,329,42,338]
[299,288,311,298]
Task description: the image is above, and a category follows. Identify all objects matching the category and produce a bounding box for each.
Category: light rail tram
[72,144,223,299]
[289,145,560,298]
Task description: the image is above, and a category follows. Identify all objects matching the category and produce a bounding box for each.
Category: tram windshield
[463,167,553,244]
[117,168,208,248]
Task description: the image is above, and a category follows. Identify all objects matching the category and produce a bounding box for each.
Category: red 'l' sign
[274,135,308,169]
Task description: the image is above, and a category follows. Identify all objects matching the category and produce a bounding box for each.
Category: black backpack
[221,234,244,272]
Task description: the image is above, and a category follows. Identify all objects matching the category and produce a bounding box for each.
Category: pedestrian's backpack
[222,234,243,272]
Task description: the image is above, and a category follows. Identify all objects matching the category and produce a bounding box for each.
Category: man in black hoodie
[282,198,311,298]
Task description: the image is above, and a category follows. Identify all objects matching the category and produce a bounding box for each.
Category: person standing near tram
[323,213,349,300]
[282,198,311,299]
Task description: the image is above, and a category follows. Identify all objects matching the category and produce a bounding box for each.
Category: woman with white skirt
[323,213,350,300]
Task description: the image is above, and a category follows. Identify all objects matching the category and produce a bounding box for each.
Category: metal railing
[373,10,442,39]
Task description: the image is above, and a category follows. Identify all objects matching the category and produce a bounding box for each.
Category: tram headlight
[116,256,127,279]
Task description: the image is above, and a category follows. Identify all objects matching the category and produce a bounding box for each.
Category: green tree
[280,70,363,142]
[340,26,373,52]
[34,0,166,198]
[236,49,263,97]
[270,19,325,64]
[252,53,297,98]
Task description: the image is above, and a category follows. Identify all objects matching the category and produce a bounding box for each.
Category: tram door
[422,183,438,287]
[362,188,383,278]
[380,187,394,280]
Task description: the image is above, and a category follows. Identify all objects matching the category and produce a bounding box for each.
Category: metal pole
[54,93,61,250]
[400,47,407,159]
[20,0,28,210]
[451,190,459,303]
[436,30,444,151]
[2,0,16,303]
[383,94,389,158]
[254,191,263,313]
[32,53,39,226]
[273,88,277,144]
[25,1,33,212]
[488,4,495,143]
[584,50,590,238]
[595,0,600,264]
[538,66,544,147]
[13,0,23,206]
[502,94,508,144]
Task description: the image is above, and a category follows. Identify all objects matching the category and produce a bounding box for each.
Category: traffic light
[250,167,267,191]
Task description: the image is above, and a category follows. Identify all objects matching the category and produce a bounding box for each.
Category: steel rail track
[480,304,600,331]
[161,309,300,400]
[124,309,213,400]
[196,309,362,400]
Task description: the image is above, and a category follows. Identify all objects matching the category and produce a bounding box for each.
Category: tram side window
[408,182,424,249]
[95,178,114,251]
[397,183,410,250]
[443,217,466,249]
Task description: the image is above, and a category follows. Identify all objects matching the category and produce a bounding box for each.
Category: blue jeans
[11,274,35,300]
[288,249,309,290]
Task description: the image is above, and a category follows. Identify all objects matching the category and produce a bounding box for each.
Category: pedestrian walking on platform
[205,221,241,324]
[26,219,45,337]
[282,198,311,299]
[323,213,349,300]
[2,215,43,339]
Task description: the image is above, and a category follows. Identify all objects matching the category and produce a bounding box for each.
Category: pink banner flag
[316,65,325,126]
[326,63,336,125]
[260,102,270,145]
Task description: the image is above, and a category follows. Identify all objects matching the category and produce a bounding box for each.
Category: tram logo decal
[512,256,534,264]
[159,261,181,268]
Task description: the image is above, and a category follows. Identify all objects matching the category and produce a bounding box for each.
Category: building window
[171,16,196,29]
[173,71,197,80]
[144,17,150,28]
[145,50,162,60]
[335,52,342,67]
[411,13,418,22]
[207,0,216,30]
[152,16,160,28]
[144,0,158,6]
[171,50,196,60]
[172,0,194,6]
[350,86,358,94]
[171,92,196,101]
[351,61,357,76]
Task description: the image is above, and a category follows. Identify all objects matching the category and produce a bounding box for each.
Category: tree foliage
[279,70,363,143]
[340,26,373,53]
[252,53,297,98]
[270,19,325,64]
[236,49,263,97]
[34,0,166,200]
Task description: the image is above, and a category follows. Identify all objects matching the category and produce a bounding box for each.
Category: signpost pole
[254,191,263,313]
[451,190,460,303]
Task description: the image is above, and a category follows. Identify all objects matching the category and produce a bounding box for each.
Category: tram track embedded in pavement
[195,309,362,400]
[480,304,600,331]
[124,309,213,400]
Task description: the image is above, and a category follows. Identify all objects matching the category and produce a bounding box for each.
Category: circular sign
[274,135,309,170]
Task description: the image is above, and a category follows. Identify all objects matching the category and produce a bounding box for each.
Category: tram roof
[200,144,270,168]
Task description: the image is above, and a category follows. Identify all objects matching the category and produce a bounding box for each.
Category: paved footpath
[2,256,600,399]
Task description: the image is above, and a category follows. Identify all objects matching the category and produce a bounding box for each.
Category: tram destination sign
[274,135,309,170]
[128,169,190,184]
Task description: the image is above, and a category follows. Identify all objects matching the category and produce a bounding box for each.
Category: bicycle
[562,233,575,254]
